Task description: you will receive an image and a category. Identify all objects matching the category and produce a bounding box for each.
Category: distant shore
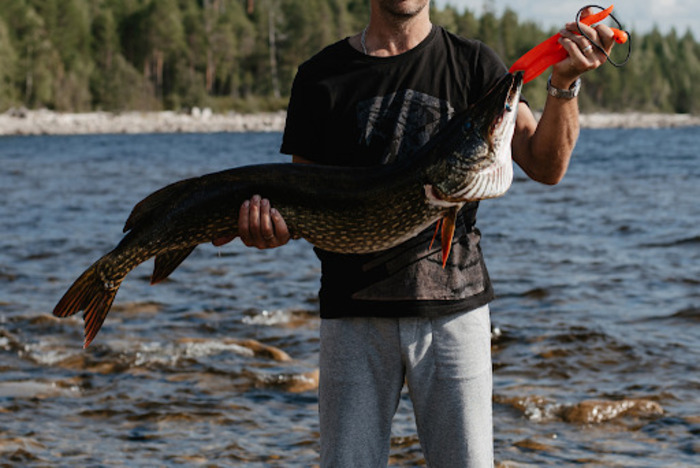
[1,107,699,136]
[0,108,287,136]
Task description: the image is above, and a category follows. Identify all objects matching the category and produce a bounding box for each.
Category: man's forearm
[513,94,580,186]
[532,91,580,184]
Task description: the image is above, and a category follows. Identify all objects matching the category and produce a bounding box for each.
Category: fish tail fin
[53,260,122,348]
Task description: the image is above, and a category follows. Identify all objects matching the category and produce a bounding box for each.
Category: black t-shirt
[281,25,507,318]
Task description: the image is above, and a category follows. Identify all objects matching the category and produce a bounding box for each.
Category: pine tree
[0,18,18,110]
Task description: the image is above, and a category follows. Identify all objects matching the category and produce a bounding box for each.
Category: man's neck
[356,3,432,57]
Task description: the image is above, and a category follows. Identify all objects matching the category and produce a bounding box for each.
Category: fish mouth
[488,71,523,147]
[487,71,522,173]
[450,72,522,202]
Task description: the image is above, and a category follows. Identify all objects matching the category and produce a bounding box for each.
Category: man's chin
[377,0,430,19]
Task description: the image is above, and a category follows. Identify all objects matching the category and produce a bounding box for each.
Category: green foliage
[0,1,697,114]
[0,18,18,109]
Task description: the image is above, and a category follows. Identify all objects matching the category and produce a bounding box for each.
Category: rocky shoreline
[577,112,700,129]
[0,108,287,136]
[1,108,699,136]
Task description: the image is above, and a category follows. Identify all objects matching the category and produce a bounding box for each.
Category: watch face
[547,77,580,99]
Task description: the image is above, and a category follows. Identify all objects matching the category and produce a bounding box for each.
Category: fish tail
[53,260,122,348]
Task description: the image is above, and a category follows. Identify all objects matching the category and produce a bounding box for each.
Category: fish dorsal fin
[151,246,197,284]
[440,206,459,268]
[124,178,199,233]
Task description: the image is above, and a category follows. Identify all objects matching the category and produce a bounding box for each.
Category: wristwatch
[547,76,581,99]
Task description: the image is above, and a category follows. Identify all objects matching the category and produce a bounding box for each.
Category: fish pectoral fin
[151,246,196,284]
[429,218,442,250]
[440,207,459,268]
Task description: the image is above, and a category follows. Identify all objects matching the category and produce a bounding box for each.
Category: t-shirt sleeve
[470,42,509,105]
[475,42,530,107]
[280,65,328,162]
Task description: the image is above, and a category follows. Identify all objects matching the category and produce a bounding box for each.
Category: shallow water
[1,129,698,466]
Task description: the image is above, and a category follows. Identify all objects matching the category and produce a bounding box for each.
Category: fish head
[425,71,522,206]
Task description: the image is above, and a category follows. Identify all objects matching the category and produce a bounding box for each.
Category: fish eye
[505,103,513,112]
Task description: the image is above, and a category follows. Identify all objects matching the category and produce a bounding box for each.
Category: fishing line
[576,5,632,67]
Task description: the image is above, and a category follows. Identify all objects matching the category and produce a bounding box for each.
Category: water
[1,128,698,467]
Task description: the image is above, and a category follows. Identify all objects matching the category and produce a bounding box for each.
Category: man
[234,1,615,466]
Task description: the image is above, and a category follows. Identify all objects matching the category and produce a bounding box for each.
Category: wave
[640,307,700,323]
[640,235,700,248]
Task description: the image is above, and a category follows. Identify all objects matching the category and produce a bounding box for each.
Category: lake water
[1,128,698,467]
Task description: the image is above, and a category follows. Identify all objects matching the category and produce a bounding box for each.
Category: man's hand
[211,194,290,249]
[213,155,308,249]
[553,7,616,88]
[237,195,290,249]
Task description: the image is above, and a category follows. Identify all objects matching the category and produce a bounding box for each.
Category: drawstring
[576,5,632,67]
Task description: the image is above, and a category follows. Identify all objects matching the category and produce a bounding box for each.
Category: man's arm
[512,15,617,185]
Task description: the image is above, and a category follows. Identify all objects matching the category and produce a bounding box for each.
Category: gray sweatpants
[319,305,493,467]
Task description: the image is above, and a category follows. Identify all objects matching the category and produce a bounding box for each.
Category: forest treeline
[0,0,698,114]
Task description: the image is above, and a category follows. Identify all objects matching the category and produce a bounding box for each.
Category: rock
[560,398,664,424]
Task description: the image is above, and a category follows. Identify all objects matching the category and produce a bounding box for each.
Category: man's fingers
[578,6,596,20]
[247,195,264,246]
[594,23,616,52]
[259,198,276,244]
[270,208,291,245]
[565,16,616,54]
[238,200,249,243]
[241,195,265,247]
[557,18,616,76]
[235,195,290,249]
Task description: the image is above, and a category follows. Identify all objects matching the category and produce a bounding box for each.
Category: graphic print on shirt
[351,89,488,302]
[356,89,455,164]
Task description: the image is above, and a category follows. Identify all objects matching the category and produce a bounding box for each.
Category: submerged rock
[560,398,664,424]
[496,394,664,424]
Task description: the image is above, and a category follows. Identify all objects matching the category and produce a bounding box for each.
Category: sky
[433,0,698,35]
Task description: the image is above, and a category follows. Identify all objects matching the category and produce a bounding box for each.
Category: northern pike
[54,71,523,347]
